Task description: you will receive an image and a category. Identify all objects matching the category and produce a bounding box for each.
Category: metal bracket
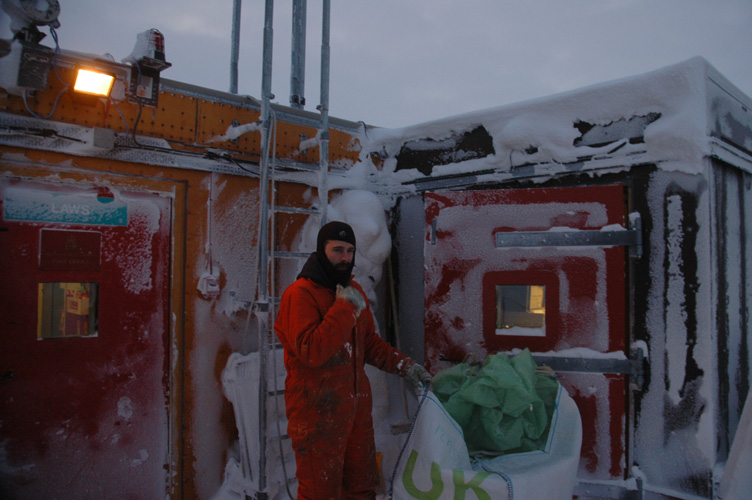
[253,300,270,313]
[533,347,644,391]
[574,477,644,499]
[495,212,643,258]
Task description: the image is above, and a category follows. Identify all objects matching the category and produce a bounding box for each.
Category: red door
[424,185,629,481]
[0,177,172,498]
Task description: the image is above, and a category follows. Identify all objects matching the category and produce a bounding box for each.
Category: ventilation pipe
[289,0,306,108]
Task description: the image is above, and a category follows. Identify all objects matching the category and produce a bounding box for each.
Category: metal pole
[318,0,331,225]
[258,4,274,307]
[256,2,274,499]
[229,0,242,94]
[290,0,306,108]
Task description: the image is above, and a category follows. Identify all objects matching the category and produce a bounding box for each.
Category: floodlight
[73,68,115,97]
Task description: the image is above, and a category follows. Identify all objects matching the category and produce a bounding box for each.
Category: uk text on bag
[390,386,581,500]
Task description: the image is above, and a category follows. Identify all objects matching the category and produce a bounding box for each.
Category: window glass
[37,282,98,338]
[495,285,546,337]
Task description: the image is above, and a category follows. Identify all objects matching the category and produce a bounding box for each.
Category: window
[37,282,98,338]
[495,285,546,337]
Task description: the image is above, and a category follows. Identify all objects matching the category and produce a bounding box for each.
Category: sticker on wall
[3,186,127,226]
[39,229,102,271]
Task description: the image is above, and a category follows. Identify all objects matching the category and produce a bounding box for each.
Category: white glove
[405,363,432,391]
[336,284,366,314]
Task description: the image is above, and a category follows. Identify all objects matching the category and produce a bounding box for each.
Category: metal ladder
[253,1,333,498]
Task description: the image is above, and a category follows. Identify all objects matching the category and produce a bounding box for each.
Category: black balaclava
[316,221,356,288]
[297,221,357,290]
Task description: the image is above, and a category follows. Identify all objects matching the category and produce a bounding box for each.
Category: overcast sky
[28,0,752,128]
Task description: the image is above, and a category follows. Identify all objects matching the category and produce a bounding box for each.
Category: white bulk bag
[390,385,581,500]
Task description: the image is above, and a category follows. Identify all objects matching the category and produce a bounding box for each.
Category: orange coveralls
[275,277,412,500]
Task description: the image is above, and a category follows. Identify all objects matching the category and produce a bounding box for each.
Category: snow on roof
[358,57,735,194]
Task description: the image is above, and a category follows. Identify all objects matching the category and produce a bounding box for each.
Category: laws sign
[3,186,127,226]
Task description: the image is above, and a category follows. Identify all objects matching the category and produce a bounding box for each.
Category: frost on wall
[190,174,262,500]
[196,174,260,317]
[111,193,162,295]
[423,187,628,479]
[424,197,614,368]
[636,171,716,496]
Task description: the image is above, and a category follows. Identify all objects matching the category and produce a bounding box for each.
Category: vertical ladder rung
[272,205,319,215]
[273,251,311,259]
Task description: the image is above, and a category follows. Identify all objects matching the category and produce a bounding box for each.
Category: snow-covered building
[370,57,752,499]
[1,3,750,500]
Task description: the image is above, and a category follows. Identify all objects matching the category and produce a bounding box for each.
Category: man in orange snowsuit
[275,221,431,500]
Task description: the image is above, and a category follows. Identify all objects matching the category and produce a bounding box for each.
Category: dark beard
[323,257,353,288]
[331,264,353,287]
[296,252,354,290]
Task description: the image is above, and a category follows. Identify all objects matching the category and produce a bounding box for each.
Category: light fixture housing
[122,29,171,107]
[0,40,54,95]
[73,68,115,97]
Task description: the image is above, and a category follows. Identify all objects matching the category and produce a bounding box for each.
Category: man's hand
[336,284,366,314]
[405,363,432,391]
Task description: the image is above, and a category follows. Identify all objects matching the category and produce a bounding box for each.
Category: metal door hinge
[532,347,645,391]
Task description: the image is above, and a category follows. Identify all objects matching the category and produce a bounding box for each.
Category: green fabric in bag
[432,349,559,456]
